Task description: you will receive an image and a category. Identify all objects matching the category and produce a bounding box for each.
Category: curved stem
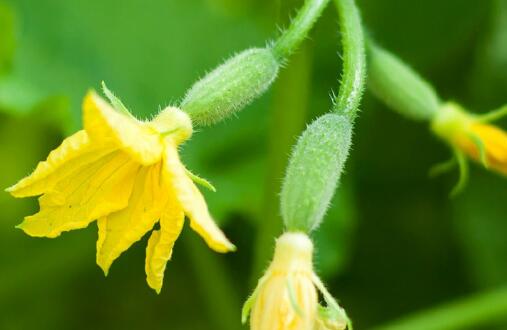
[272,0,331,60]
[371,286,507,330]
[451,149,469,197]
[333,0,366,120]
[477,104,507,123]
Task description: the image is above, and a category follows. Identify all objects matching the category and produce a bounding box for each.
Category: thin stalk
[476,104,507,122]
[371,286,507,330]
[333,0,366,120]
[251,44,313,283]
[184,234,240,330]
[272,0,331,60]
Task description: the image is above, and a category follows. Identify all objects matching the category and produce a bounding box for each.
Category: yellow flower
[432,102,507,176]
[242,232,350,330]
[7,88,235,293]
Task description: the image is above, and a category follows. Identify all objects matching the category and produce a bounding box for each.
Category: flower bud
[431,102,507,176]
[180,48,279,126]
[243,232,349,330]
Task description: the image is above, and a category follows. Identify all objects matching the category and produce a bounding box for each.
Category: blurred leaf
[0,77,43,112]
[453,172,507,288]
[469,0,507,109]
[205,0,253,16]
[182,103,269,225]
[358,0,489,71]
[0,1,15,75]
[0,76,70,124]
[0,4,72,131]
[10,0,270,118]
[204,0,278,26]
[455,0,507,290]
[0,112,62,238]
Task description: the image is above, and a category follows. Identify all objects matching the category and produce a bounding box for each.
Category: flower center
[151,107,193,144]
[431,102,473,143]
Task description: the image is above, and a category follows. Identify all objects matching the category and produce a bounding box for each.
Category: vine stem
[371,286,507,330]
[272,0,331,60]
[333,0,366,119]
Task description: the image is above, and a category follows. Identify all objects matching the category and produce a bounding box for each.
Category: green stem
[251,43,312,283]
[477,104,507,122]
[451,149,469,197]
[277,0,365,234]
[333,0,366,120]
[371,286,507,330]
[272,0,331,60]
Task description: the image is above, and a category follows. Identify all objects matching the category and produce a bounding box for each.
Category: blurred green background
[1,0,506,329]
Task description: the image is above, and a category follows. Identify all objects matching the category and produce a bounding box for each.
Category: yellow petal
[18,152,139,238]
[83,91,164,165]
[145,199,185,293]
[250,274,317,330]
[247,233,319,329]
[162,143,235,253]
[7,130,114,198]
[473,124,507,174]
[456,123,507,175]
[96,163,167,274]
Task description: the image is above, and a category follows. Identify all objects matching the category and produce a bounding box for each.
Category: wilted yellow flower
[7,87,235,293]
[432,102,507,176]
[242,232,350,330]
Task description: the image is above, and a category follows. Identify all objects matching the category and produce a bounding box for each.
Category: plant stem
[333,0,366,120]
[371,286,507,330]
[272,0,331,60]
[251,43,313,283]
[184,234,240,330]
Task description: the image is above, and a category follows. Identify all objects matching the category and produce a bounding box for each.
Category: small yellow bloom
[7,88,235,293]
[243,232,349,330]
[432,102,507,176]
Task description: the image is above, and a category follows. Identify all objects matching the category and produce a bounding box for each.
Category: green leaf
[185,168,217,192]
[101,81,135,118]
